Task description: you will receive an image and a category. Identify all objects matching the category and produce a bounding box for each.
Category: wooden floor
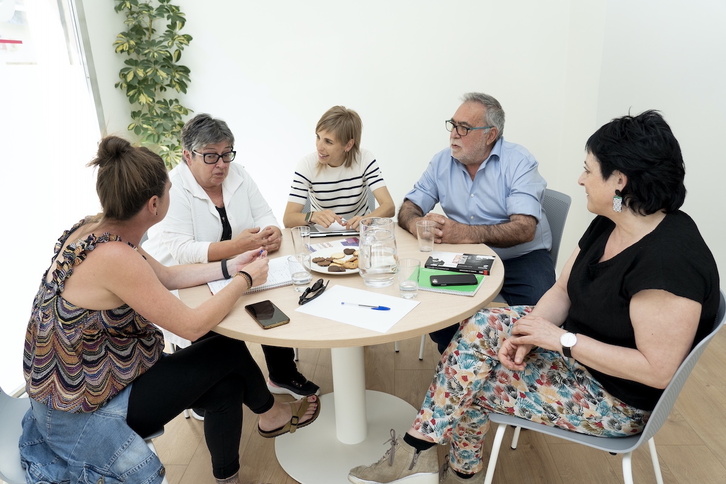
[151,330,726,484]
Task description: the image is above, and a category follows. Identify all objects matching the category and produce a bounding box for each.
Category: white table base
[275,346,418,483]
[275,390,417,483]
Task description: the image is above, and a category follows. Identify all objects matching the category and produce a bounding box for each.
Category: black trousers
[126,333,274,479]
[261,345,299,382]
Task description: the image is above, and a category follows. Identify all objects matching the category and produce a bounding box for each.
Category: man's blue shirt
[404,137,552,260]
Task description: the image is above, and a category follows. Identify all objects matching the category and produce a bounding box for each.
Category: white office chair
[0,387,168,484]
[396,188,572,360]
[0,387,27,484]
[483,289,726,484]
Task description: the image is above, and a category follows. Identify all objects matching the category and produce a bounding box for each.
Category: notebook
[207,257,292,294]
[416,267,485,297]
[424,251,496,275]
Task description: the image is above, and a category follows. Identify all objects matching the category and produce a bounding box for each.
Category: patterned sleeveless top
[23,219,164,413]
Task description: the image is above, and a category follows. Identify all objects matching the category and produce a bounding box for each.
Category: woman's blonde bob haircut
[315,106,362,168]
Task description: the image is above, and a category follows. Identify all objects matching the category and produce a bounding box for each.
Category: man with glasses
[398,92,555,353]
[144,113,319,410]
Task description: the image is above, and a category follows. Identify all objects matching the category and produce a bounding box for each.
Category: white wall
[3,0,722,393]
[81,0,587,253]
[593,0,726,274]
[80,0,726,279]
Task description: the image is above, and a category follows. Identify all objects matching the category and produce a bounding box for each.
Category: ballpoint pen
[341,302,391,311]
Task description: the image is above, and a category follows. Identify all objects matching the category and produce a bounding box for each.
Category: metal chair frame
[483,289,726,484]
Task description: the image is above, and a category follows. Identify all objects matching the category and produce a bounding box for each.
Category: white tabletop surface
[179,225,504,348]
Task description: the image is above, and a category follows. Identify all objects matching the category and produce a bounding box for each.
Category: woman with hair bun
[19,136,319,484]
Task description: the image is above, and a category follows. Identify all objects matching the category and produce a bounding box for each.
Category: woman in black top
[347,111,720,484]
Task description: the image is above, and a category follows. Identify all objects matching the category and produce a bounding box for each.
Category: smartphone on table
[244,300,290,329]
[430,274,478,286]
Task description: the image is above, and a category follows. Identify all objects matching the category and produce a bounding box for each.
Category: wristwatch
[560,332,578,358]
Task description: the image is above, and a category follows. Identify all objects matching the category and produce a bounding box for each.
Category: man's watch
[560,332,578,358]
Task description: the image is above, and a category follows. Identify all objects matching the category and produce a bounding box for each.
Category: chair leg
[418,335,425,360]
[183,409,190,419]
[647,438,664,484]
[621,451,634,484]
[510,426,522,449]
[394,341,400,352]
[483,423,507,484]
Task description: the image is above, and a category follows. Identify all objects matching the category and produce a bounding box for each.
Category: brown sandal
[257,396,321,438]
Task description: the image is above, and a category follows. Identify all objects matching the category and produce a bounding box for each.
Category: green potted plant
[113,0,193,169]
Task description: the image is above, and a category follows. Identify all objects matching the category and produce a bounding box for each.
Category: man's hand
[421,213,538,247]
[420,214,477,244]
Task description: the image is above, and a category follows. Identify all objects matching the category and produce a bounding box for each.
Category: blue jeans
[20,386,166,484]
[429,249,556,353]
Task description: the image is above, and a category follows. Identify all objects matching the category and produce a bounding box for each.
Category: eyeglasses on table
[298,278,329,305]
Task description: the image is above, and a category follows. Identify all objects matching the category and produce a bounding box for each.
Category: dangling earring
[612,191,623,213]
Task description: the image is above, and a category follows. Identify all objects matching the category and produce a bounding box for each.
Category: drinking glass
[291,226,311,256]
[287,254,312,292]
[397,258,420,299]
[415,220,436,252]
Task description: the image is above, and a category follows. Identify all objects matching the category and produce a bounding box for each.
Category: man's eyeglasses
[298,278,329,305]
[193,150,237,165]
[445,120,493,137]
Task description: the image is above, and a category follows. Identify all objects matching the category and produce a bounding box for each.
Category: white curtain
[0,0,100,392]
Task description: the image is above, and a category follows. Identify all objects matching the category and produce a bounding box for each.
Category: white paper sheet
[295,285,419,333]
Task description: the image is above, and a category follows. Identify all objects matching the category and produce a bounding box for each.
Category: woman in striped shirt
[284,106,395,229]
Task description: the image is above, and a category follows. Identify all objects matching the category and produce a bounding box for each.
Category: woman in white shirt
[144,114,319,401]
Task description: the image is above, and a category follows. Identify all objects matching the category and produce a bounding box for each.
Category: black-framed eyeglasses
[193,150,237,164]
[445,119,493,137]
[298,278,329,305]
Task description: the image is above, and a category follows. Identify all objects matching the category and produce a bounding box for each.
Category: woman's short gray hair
[181,113,235,153]
[461,92,505,139]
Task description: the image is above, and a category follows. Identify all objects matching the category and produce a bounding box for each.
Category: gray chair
[541,187,572,268]
[483,289,726,484]
[398,188,572,360]
[0,386,168,484]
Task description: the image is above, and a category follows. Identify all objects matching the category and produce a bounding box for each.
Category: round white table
[179,226,504,483]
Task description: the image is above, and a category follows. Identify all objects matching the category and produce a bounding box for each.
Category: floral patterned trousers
[411,306,651,474]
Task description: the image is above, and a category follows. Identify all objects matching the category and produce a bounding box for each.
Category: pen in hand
[341,302,391,311]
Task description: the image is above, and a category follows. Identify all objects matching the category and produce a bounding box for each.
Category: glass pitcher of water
[358,217,398,287]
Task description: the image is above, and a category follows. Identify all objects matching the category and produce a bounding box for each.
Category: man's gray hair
[462,92,505,139]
